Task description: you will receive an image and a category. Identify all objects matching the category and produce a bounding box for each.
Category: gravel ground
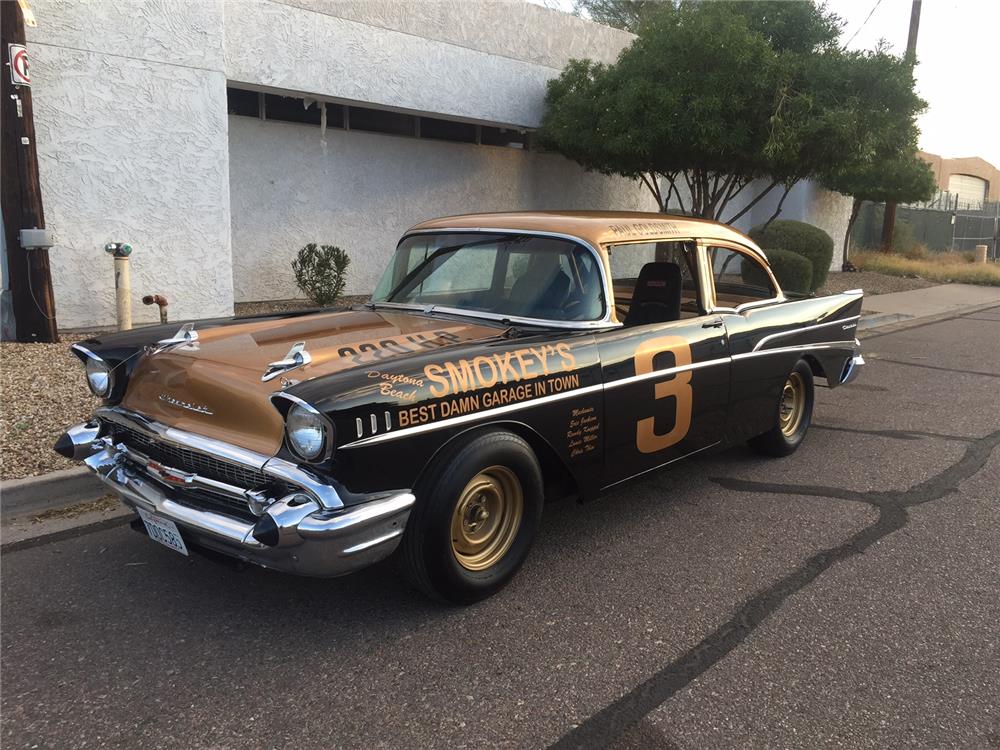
[1,335,101,481]
[818,270,936,296]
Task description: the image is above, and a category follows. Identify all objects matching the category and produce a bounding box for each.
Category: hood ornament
[152,323,198,354]
[262,341,311,382]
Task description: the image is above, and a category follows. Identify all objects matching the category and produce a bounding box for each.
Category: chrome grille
[105,422,289,523]
[108,423,267,490]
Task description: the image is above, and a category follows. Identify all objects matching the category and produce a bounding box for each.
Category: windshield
[372,233,606,322]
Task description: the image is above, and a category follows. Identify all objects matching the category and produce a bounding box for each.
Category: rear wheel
[398,430,543,604]
[749,359,814,457]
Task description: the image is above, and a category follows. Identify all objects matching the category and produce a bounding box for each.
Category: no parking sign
[8,44,30,86]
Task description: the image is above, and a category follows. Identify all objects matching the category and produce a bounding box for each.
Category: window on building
[481,126,528,149]
[227,87,260,117]
[419,117,477,144]
[348,106,417,137]
[226,86,533,150]
[264,94,323,126]
[707,246,776,308]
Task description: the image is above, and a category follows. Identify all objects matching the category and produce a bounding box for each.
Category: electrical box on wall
[18,228,52,249]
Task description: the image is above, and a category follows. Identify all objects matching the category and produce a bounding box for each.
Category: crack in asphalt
[550,428,1000,749]
[868,358,1000,379]
[812,424,977,443]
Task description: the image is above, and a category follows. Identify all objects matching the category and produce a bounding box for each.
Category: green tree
[541,1,924,227]
[823,153,936,264]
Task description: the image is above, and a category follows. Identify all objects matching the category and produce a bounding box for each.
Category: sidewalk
[859,283,1000,329]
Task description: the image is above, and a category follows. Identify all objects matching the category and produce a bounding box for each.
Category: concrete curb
[3,299,997,525]
[857,311,914,330]
[1,467,106,522]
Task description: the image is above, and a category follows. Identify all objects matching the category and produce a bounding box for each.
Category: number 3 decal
[634,336,693,454]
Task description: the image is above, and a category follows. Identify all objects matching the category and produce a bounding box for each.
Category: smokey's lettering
[424,343,576,399]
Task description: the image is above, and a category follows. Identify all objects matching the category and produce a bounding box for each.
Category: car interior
[610,241,703,324]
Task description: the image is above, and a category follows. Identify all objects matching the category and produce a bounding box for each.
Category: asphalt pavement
[2,307,999,749]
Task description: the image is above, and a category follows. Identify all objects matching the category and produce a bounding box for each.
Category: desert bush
[749,220,833,292]
[853,251,1000,286]
[898,242,930,261]
[891,220,918,253]
[742,248,813,294]
[292,244,350,306]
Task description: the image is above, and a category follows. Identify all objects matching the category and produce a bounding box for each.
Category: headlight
[85,357,112,397]
[285,403,328,461]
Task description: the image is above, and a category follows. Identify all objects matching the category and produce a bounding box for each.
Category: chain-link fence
[853,191,999,261]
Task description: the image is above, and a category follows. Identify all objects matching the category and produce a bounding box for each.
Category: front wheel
[748,359,814,457]
[398,430,543,604]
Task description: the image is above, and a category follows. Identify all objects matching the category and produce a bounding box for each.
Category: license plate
[137,508,189,556]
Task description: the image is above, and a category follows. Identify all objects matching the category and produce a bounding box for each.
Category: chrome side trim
[602,356,731,390]
[733,340,859,361]
[394,228,621,330]
[752,316,860,351]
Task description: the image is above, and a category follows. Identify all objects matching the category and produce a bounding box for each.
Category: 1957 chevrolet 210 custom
[56,212,864,603]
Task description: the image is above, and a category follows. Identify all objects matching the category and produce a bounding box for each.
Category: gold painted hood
[120,309,502,455]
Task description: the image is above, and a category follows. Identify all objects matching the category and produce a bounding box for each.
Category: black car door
[597,240,730,488]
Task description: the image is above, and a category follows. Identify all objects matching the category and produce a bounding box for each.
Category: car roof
[407,211,765,261]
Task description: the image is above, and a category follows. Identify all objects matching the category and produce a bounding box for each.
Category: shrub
[891,220,918,253]
[898,241,930,261]
[742,247,813,294]
[292,243,350,306]
[749,220,834,292]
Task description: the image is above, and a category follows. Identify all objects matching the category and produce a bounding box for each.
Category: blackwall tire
[397,430,543,604]
[748,359,815,457]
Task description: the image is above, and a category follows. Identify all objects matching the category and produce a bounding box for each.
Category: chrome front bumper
[61,422,414,577]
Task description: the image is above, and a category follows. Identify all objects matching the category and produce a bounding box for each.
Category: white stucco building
[21,0,850,330]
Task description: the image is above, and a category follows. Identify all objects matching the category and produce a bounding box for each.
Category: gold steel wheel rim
[450,466,524,572]
[779,371,806,437]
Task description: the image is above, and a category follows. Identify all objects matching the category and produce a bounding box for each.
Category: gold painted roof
[408,211,764,260]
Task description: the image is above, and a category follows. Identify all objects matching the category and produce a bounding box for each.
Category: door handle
[702,317,724,329]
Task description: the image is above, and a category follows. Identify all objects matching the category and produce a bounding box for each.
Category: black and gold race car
[56,212,864,603]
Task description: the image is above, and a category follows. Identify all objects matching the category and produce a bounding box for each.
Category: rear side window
[607,240,703,320]
[707,246,776,308]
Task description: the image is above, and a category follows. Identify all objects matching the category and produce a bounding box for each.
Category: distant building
[918,151,999,206]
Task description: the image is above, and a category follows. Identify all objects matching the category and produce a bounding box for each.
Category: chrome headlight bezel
[85,357,112,397]
[72,344,114,398]
[275,396,335,463]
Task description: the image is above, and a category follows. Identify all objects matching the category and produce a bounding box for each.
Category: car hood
[120,309,504,455]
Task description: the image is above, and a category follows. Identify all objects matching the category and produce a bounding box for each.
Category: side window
[707,246,776,308]
[607,240,702,321]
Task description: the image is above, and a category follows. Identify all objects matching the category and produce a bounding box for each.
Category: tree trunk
[842,198,862,269]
